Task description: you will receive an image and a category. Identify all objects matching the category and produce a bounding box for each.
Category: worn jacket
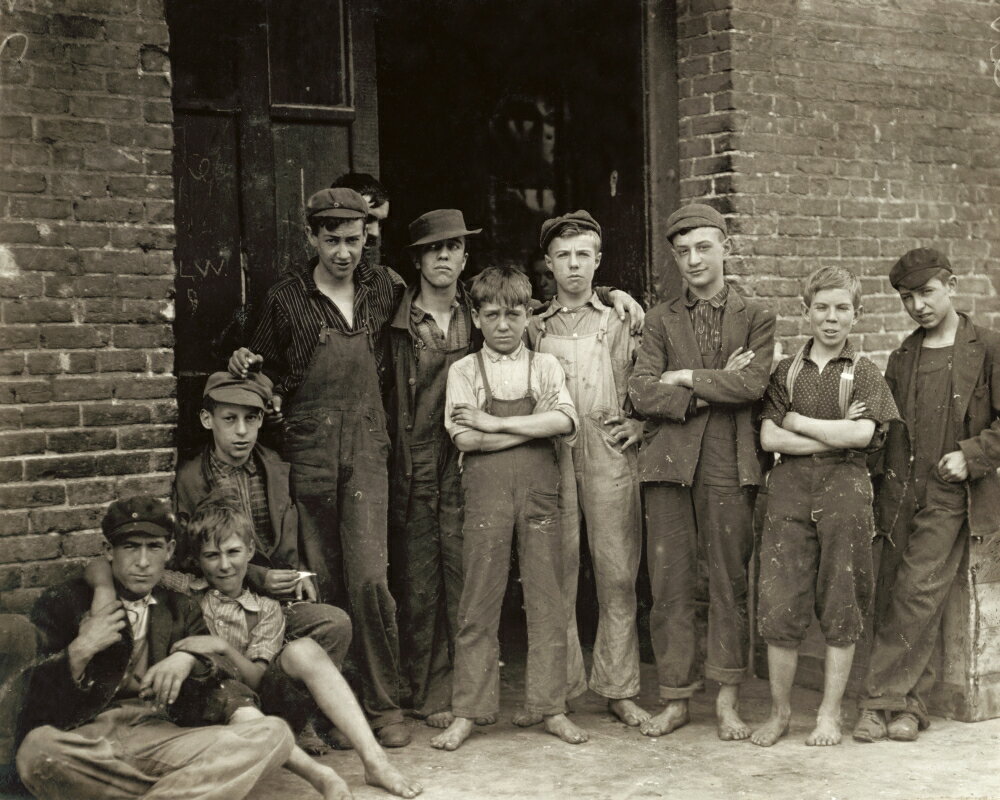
[875,314,1000,542]
[174,443,300,587]
[21,578,247,735]
[628,289,775,486]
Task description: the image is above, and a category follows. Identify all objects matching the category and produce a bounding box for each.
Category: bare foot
[474,714,496,726]
[805,714,842,746]
[317,767,353,800]
[750,709,790,747]
[609,698,650,727]
[429,717,475,751]
[364,756,423,798]
[716,691,750,741]
[542,713,588,744]
[425,711,454,729]
[639,701,689,737]
[512,709,542,727]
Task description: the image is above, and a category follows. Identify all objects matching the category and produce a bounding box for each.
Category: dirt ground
[248,659,1000,800]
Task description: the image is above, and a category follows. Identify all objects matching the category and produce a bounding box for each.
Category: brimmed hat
[203,371,273,410]
[306,188,368,220]
[665,203,728,240]
[539,210,602,252]
[102,495,175,543]
[407,209,481,248]
[889,248,953,291]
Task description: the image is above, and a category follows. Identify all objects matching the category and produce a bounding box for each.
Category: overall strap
[597,306,611,343]
[475,349,495,407]
[785,342,809,408]
[837,351,862,419]
[526,348,534,396]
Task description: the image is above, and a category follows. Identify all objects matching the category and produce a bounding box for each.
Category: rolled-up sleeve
[444,357,480,442]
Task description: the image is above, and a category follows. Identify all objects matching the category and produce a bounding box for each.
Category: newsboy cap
[539,210,602,253]
[889,247,953,291]
[306,187,369,220]
[203,371,273,410]
[407,209,481,248]
[102,495,176,543]
[665,203,728,240]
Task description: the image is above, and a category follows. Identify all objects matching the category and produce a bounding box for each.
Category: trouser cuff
[659,681,702,701]
[589,680,642,701]
[705,664,747,685]
[370,709,406,730]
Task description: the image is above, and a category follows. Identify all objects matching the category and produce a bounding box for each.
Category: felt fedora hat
[408,209,482,248]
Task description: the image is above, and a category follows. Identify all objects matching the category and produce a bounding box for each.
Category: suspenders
[785,342,862,419]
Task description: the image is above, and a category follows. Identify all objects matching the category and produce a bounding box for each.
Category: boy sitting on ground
[86,491,421,800]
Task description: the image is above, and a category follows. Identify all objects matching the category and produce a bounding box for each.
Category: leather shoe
[852,709,887,742]
[887,712,920,742]
[377,721,412,748]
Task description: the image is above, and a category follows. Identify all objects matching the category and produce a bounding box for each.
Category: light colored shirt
[444,342,578,444]
[121,594,156,683]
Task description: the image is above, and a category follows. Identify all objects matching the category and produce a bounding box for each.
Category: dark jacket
[628,289,775,486]
[21,578,247,735]
[174,443,300,587]
[875,314,1000,542]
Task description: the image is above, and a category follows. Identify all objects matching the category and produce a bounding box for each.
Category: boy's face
[362,195,389,245]
[199,533,254,600]
[105,533,175,600]
[473,302,529,354]
[307,218,365,283]
[545,233,601,296]
[671,226,729,296]
[414,237,467,289]
[804,287,859,350]
[530,257,557,300]
[200,402,262,467]
[898,275,956,331]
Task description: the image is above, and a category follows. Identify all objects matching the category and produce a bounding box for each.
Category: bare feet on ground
[512,709,542,727]
[429,717,474,751]
[474,714,496,726]
[716,690,750,741]
[805,714,842,746]
[639,701,689,737]
[364,756,422,798]
[317,768,353,800]
[609,698,650,727]
[543,713,588,744]
[750,709,790,747]
[425,711,454,729]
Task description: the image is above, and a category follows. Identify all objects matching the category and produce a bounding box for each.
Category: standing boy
[431,266,586,751]
[628,203,775,739]
[229,187,409,746]
[854,248,1000,743]
[527,211,646,726]
[751,267,898,748]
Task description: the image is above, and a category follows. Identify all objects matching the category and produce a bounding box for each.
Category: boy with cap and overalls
[629,203,775,740]
[524,210,647,728]
[751,266,898,748]
[229,187,410,747]
[431,266,586,751]
[853,249,1000,743]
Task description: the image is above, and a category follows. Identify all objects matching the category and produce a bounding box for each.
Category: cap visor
[107,521,173,542]
[310,209,365,219]
[896,267,949,291]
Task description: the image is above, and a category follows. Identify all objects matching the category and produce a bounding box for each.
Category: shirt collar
[299,256,374,295]
[411,294,461,322]
[537,291,604,321]
[207,587,261,612]
[684,284,729,309]
[482,341,525,362]
[121,594,157,613]
[209,448,256,475]
[804,337,857,364]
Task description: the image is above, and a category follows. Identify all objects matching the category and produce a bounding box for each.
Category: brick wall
[0,0,175,613]
[677,0,1000,361]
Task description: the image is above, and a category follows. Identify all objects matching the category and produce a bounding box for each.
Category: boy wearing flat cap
[854,248,1000,743]
[229,187,411,747]
[17,495,293,800]
[628,203,775,740]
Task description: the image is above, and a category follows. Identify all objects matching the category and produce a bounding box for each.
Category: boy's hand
[846,400,867,420]
[72,600,126,660]
[263,569,303,596]
[266,394,284,426]
[781,411,804,433]
[604,415,643,451]
[229,348,263,378]
[451,403,501,433]
[609,290,645,334]
[139,651,197,710]
[533,390,559,414]
[295,574,318,602]
[723,347,754,372]
[659,369,692,387]
[171,635,228,658]
[937,450,969,482]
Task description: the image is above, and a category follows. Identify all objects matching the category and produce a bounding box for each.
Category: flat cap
[306,187,368,220]
[204,371,273,410]
[539,210,602,252]
[408,209,482,248]
[889,247,953,290]
[665,203,727,240]
[102,495,175,543]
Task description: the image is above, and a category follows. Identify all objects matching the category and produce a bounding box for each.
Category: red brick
[75,198,144,223]
[0,353,26,375]
[1,588,46,615]
[95,350,146,371]
[82,147,145,173]
[49,13,107,38]
[117,473,173,498]
[25,352,63,374]
[0,533,62,563]
[119,424,174,450]
[39,324,111,349]
[67,479,116,505]
[0,171,47,193]
[10,197,73,220]
[45,275,116,298]
[111,324,173,348]
[20,559,89,588]
[62,531,105,558]
[0,432,46,457]
[94,451,150,476]
[0,380,53,405]
[51,376,117,402]
[3,299,75,324]
[115,375,175,400]
[41,224,111,248]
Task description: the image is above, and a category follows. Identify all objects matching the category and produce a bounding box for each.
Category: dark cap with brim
[306,188,369,220]
[407,209,481,248]
[539,210,602,252]
[102,495,176,543]
[889,247,953,290]
[204,371,273,410]
[665,203,728,240]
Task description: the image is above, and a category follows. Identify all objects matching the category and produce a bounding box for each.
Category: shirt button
[572,333,578,338]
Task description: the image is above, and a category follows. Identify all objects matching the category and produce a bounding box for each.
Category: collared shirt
[207,449,274,554]
[444,342,578,443]
[249,258,406,399]
[684,284,729,354]
[410,295,469,352]
[116,594,157,693]
[201,587,286,664]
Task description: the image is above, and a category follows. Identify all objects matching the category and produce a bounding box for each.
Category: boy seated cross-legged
[752,267,898,748]
[431,266,586,751]
[87,490,421,800]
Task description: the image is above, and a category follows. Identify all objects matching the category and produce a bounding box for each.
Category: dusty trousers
[284,324,404,729]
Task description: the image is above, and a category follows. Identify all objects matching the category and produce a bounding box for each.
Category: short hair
[469,266,532,310]
[330,172,389,207]
[182,489,254,572]
[802,266,862,308]
[545,222,601,253]
[307,215,365,237]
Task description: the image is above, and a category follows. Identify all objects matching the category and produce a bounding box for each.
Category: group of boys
[15,180,1000,798]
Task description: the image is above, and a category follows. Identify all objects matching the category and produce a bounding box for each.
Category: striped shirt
[249,258,406,400]
[410,294,470,352]
[207,449,274,554]
[684,284,729,354]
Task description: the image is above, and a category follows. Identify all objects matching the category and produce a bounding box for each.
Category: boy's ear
[722,236,733,257]
[103,539,114,562]
[854,303,864,321]
[471,308,482,330]
[594,250,602,269]
[166,539,176,562]
[946,274,958,293]
[199,409,213,430]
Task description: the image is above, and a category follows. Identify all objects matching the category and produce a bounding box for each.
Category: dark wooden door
[167,0,380,451]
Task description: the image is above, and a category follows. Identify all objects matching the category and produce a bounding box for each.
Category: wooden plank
[348,0,380,175]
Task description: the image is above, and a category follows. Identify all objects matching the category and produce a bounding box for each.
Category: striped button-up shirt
[201,587,286,664]
[684,284,729,355]
[207,449,274,555]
